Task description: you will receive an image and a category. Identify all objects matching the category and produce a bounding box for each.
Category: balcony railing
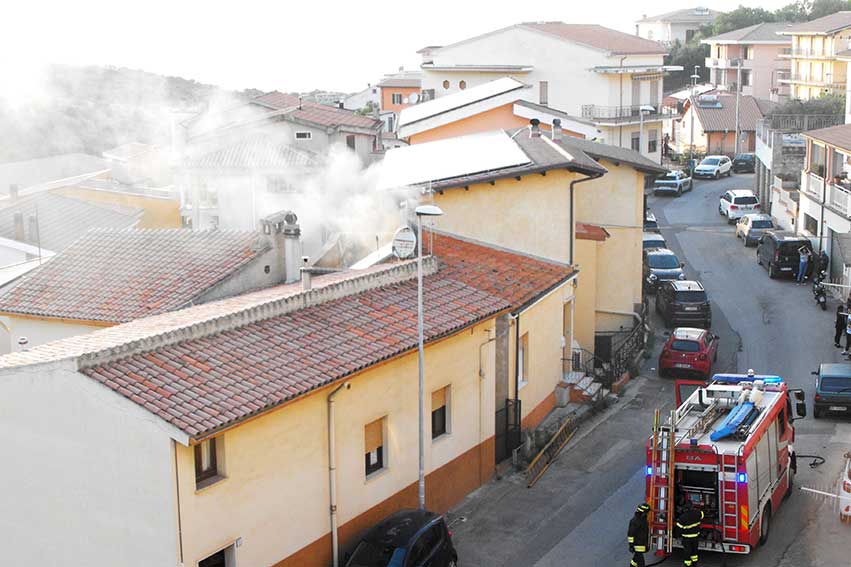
[780,74,844,88]
[829,183,851,216]
[580,104,662,123]
[780,47,836,59]
[804,172,824,201]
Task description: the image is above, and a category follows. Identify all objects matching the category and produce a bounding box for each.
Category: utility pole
[735,58,742,155]
[689,65,700,179]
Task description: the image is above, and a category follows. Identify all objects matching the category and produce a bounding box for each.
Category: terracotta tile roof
[781,11,851,35]
[576,222,610,241]
[690,95,772,132]
[0,229,271,323]
[803,123,851,151]
[79,271,508,439]
[252,92,382,131]
[186,134,319,169]
[431,231,575,310]
[521,22,667,55]
[0,193,142,252]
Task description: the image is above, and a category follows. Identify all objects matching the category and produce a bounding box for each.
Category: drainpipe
[513,314,520,405]
[569,172,605,266]
[618,56,627,147]
[327,382,351,567]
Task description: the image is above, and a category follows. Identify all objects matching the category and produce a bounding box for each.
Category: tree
[665,41,710,91]
[809,0,851,19]
[710,6,777,35]
[769,92,846,115]
[775,1,810,21]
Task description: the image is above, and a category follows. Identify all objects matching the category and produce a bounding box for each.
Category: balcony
[780,47,836,60]
[778,74,844,89]
[803,172,824,201]
[828,183,851,216]
[705,57,753,69]
[580,104,662,124]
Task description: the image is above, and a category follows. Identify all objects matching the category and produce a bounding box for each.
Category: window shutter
[365,419,383,453]
[432,387,447,410]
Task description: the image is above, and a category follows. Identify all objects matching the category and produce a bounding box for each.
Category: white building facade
[418,23,676,162]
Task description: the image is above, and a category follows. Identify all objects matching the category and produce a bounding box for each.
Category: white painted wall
[0,359,181,567]
[0,316,103,353]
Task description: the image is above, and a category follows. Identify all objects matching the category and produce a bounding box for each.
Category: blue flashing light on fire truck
[645,371,806,555]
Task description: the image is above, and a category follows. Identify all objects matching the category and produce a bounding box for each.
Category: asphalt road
[450,172,851,567]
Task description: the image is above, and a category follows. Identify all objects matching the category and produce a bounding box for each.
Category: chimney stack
[529,119,541,138]
[13,212,24,242]
[261,210,302,284]
[27,214,38,244]
[9,184,19,201]
[301,256,312,291]
[338,101,344,109]
[551,118,562,141]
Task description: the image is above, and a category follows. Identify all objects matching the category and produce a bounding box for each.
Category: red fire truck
[645,372,807,555]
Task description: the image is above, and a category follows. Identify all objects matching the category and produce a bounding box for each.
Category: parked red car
[658,328,719,379]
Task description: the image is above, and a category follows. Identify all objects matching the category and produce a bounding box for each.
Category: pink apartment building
[703,22,793,102]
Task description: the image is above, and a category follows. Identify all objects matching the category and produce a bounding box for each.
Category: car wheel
[814,406,823,419]
[719,204,725,216]
[727,214,734,225]
[768,263,777,279]
[727,169,732,177]
[743,235,748,247]
[759,504,772,545]
[677,188,682,197]
[714,171,720,180]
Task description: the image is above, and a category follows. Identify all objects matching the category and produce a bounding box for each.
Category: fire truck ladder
[716,446,741,543]
[648,409,677,554]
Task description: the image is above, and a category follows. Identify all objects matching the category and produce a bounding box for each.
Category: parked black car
[756,231,813,279]
[812,363,851,418]
[345,509,458,567]
[643,248,685,293]
[732,153,756,173]
[655,280,712,328]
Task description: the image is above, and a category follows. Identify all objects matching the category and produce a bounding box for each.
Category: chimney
[9,184,18,201]
[551,118,562,141]
[338,101,344,109]
[529,118,541,138]
[301,256,312,291]
[13,212,24,241]
[261,210,302,284]
[27,214,39,244]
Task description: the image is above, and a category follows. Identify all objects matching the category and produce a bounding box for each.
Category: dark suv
[643,248,685,293]
[345,509,458,567]
[656,280,712,328]
[732,153,756,173]
[756,231,813,279]
[812,363,851,418]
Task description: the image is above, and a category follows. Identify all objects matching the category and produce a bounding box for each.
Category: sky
[2,0,794,94]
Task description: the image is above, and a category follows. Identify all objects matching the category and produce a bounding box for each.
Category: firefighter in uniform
[627,503,650,567]
[676,500,704,566]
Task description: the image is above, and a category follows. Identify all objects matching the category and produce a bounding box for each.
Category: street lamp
[415,203,443,510]
[689,66,701,179]
[638,105,655,158]
[734,58,742,155]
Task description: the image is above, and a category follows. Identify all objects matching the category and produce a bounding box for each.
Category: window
[294,131,312,140]
[648,129,658,154]
[518,332,529,387]
[422,89,435,101]
[391,93,403,105]
[742,70,752,87]
[409,525,443,565]
[804,213,818,235]
[346,134,356,150]
[194,437,223,488]
[365,417,385,477]
[649,80,660,105]
[539,81,548,106]
[778,408,786,437]
[431,386,449,439]
[442,80,450,90]
[686,29,696,43]
[631,131,641,152]
[199,544,236,567]
[459,80,467,90]
[267,176,298,194]
[744,45,753,60]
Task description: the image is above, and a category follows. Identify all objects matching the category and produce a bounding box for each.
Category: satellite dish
[392,226,417,259]
[409,92,420,104]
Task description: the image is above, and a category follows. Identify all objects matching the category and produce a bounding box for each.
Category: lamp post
[638,104,655,158]
[689,66,701,179]
[415,204,443,510]
[734,58,742,155]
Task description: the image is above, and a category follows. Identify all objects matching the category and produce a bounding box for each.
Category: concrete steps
[561,371,603,404]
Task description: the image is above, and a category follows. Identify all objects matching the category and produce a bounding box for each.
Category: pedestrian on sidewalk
[844,310,851,355]
[627,503,650,567]
[835,304,846,348]
[797,247,810,285]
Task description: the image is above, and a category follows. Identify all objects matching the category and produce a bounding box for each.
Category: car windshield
[657,173,678,181]
[347,540,397,567]
[671,340,700,352]
[644,240,665,249]
[649,254,680,269]
[819,376,851,393]
[735,154,753,161]
[734,196,758,205]
[779,241,808,255]
[751,220,773,228]
[701,158,720,166]
[675,291,707,302]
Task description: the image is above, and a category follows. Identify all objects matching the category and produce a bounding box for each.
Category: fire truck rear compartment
[675,467,720,525]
